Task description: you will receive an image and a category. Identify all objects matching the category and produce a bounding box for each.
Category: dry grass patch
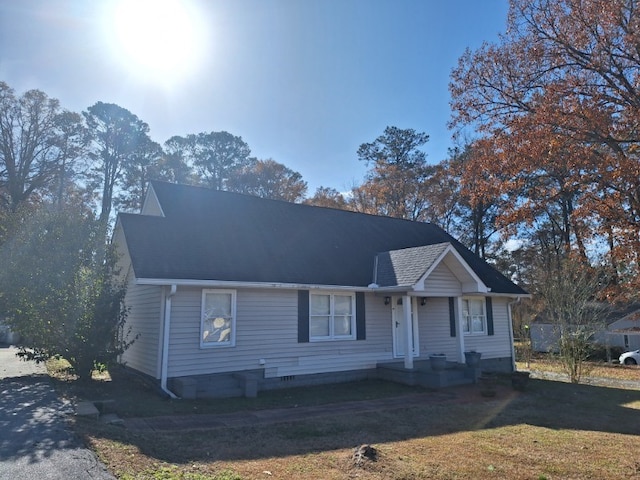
[51,358,640,479]
[48,362,429,419]
[73,377,640,479]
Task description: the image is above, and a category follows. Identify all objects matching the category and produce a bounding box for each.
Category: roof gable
[116,181,527,295]
[140,183,165,216]
[376,243,450,287]
[375,243,489,293]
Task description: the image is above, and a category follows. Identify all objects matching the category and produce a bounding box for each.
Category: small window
[462,298,486,335]
[310,292,356,341]
[201,289,236,347]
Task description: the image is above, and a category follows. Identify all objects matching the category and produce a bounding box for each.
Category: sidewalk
[124,385,507,433]
[0,343,45,378]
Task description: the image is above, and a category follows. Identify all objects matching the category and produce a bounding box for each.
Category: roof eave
[135,278,374,291]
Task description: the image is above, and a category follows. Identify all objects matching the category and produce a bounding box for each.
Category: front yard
[55,360,640,480]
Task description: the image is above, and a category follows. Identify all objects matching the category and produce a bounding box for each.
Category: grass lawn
[51,360,640,480]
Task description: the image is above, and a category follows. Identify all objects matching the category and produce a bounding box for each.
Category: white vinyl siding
[160,288,515,379]
[418,297,513,361]
[418,297,459,359]
[422,263,462,296]
[140,185,164,216]
[165,288,392,378]
[119,280,163,378]
[463,298,513,358]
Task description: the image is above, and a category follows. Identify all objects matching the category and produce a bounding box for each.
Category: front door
[392,297,419,358]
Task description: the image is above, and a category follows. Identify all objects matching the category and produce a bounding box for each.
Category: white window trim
[462,297,487,336]
[200,289,237,348]
[309,291,357,342]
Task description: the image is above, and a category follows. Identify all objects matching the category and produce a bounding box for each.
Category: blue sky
[0,0,509,193]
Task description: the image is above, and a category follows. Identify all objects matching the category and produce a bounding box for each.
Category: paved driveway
[0,345,114,479]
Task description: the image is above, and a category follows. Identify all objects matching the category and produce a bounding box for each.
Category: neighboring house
[530,304,640,353]
[0,320,19,345]
[113,181,528,398]
[607,310,640,351]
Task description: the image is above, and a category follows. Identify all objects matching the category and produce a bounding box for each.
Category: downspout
[507,296,522,372]
[160,284,179,398]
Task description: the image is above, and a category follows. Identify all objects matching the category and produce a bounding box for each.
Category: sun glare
[107,0,206,84]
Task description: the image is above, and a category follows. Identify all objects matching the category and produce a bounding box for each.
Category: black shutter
[449,297,456,337]
[298,290,309,343]
[356,292,366,340]
[486,297,494,336]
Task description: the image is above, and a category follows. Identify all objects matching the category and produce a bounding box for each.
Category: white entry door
[392,297,419,358]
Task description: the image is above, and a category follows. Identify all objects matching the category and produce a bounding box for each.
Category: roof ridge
[149,180,439,226]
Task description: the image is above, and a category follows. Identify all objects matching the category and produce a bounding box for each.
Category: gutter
[160,284,179,399]
[136,277,531,299]
[137,278,374,292]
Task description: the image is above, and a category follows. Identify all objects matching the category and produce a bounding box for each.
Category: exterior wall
[418,297,514,366]
[166,288,395,379]
[0,321,20,344]
[119,278,164,378]
[140,186,164,216]
[629,336,640,350]
[418,298,459,359]
[463,297,514,360]
[531,322,629,351]
[163,286,516,380]
[607,317,640,350]
[422,263,462,296]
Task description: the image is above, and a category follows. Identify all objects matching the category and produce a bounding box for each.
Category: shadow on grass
[73,376,640,464]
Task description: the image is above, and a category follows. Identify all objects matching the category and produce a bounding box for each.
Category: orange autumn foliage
[449,0,640,298]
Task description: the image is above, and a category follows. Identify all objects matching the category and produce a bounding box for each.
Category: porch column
[403,295,414,369]
[456,296,465,363]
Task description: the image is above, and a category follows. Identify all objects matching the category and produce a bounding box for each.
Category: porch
[168,361,481,399]
[376,359,481,389]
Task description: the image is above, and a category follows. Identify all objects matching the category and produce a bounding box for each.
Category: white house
[112,181,528,398]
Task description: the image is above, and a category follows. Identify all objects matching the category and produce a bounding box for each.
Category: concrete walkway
[0,345,115,479]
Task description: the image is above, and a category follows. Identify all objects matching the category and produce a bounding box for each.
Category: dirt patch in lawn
[51,359,640,479]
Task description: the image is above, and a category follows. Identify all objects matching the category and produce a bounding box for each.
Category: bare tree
[0,82,86,212]
[536,256,606,383]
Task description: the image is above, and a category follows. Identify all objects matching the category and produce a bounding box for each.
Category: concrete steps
[376,361,477,389]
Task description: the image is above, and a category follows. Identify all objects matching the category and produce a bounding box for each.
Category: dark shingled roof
[375,243,451,288]
[117,181,527,295]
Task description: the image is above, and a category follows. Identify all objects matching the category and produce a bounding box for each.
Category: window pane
[334,295,352,315]
[334,315,352,336]
[310,295,330,315]
[204,293,231,318]
[203,316,232,343]
[462,300,470,317]
[202,292,233,344]
[472,315,484,333]
[470,299,484,316]
[310,316,330,337]
[463,316,471,333]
